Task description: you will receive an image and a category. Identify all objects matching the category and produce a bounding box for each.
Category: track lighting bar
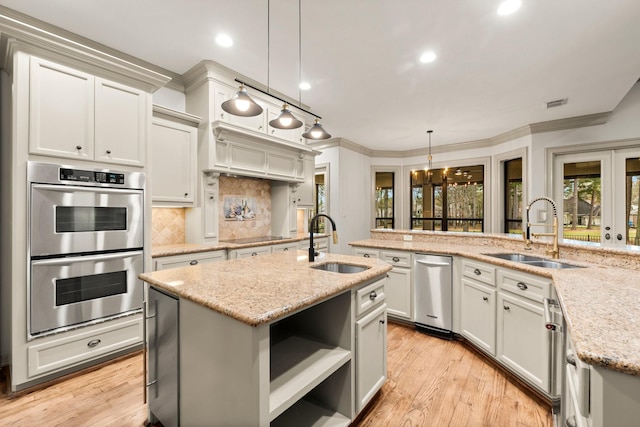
[234,78,322,120]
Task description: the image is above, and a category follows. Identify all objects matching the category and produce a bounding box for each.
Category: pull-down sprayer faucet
[309,213,338,262]
[524,196,560,259]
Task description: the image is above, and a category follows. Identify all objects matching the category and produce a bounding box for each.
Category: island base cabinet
[355,303,387,413]
[147,287,179,427]
[496,292,549,394]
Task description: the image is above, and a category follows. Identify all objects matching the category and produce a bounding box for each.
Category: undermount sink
[484,253,583,269]
[486,253,545,262]
[520,260,582,269]
[311,262,370,274]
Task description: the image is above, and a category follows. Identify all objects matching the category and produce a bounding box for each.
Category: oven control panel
[60,168,125,185]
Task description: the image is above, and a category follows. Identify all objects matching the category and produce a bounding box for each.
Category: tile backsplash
[219,176,271,241]
[151,208,186,245]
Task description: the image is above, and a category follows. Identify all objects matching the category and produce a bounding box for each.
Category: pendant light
[303,118,331,139]
[269,103,303,129]
[221,84,263,117]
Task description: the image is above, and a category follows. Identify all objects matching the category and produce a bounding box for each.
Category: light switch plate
[538,210,547,222]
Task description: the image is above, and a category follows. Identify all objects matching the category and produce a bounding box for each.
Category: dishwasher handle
[415,259,451,267]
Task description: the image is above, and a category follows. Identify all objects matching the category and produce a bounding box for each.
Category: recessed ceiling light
[215,33,233,47]
[299,81,311,90]
[497,0,521,16]
[419,51,437,64]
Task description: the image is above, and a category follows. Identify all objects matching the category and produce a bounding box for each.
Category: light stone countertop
[151,233,328,257]
[350,232,640,377]
[139,250,392,327]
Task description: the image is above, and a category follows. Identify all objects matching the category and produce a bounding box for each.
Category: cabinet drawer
[355,278,386,317]
[380,250,411,268]
[154,250,226,270]
[498,269,551,303]
[271,242,299,252]
[28,316,142,377]
[234,245,272,259]
[462,259,496,286]
[352,248,380,259]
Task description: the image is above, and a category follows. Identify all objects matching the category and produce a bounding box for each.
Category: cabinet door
[147,287,179,427]
[460,278,496,355]
[355,303,387,412]
[95,78,147,167]
[294,157,315,206]
[29,56,95,160]
[497,292,549,393]
[386,267,412,320]
[151,118,197,205]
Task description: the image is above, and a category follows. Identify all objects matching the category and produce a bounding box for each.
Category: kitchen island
[139,250,392,427]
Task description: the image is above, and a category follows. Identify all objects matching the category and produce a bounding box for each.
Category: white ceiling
[1,0,639,150]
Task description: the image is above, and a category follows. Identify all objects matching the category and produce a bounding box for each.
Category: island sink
[311,262,370,274]
[485,253,582,269]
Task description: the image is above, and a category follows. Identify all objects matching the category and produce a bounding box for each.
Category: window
[410,166,484,232]
[375,172,394,228]
[504,158,523,234]
[562,160,602,243]
[313,172,326,233]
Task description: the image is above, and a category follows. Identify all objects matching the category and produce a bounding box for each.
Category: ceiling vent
[545,98,568,109]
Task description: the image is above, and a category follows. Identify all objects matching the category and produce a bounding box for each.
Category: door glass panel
[56,271,127,306]
[375,172,394,228]
[625,157,640,246]
[562,161,602,244]
[56,206,127,232]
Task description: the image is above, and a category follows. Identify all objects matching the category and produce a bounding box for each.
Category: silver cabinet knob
[474,268,481,276]
[566,353,576,367]
[369,291,377,300]
[517,282,528,291]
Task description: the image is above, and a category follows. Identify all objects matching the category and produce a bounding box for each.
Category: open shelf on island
[270,333,350,420]
[271,397,351,427]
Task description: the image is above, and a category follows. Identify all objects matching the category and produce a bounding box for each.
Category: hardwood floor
[0,323,553,426]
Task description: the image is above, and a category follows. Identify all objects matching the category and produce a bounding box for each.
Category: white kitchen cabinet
[151,108,199,206]
[291,156,315,207]
[154,250,226,271]
[354,278,387,413]
[352,248,380,259]
[380,250,412,321]
[496,291,549,392]
[227,245,272,259]
[271,182,298,238]
[460,278,496,356]
[271,242,299,253]
[28,55,148,167]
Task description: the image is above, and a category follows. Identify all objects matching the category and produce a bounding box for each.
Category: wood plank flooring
[0,322,553,426]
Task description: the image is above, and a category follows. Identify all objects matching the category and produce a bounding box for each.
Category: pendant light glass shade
[221,84,263,117]
[302,118,331,140]
[269,103,303,129]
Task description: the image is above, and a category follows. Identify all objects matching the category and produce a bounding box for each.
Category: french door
[553,147,640,249]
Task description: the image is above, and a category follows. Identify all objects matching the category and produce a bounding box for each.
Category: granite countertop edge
[349,238,640,377]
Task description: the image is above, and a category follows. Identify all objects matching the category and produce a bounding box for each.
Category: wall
[151,208,186,245]
[218,175,272,241]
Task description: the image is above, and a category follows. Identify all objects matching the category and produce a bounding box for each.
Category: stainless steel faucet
[524,196,560,259]
[309,213,338,262]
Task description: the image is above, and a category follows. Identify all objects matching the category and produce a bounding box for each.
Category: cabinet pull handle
[566,415,577,427]
[369,291,377,300]
[283,247,289,251]
[87,339,101,348]
[482,296,488,301]
[379,319,385,325]
[392,256,400,262]
[503,305,510,311]
[517,282,528,291]
[258,125,263,130]
[566,353,576,367]
[474,268,481,276]
[76,145,82,150]
[363,254,370,258]
[189,260,198,266]
[106,150,111,154]
[184,193,189,197]
[251,252,258,256]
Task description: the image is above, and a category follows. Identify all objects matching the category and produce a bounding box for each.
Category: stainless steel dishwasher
[414,253,453,338]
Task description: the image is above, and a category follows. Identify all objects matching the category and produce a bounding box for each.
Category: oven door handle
[31,250,143,266]
[31,183,143,196]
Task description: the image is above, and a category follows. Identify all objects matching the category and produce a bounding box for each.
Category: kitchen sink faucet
[524,196,560,259]
[309,213,338,262]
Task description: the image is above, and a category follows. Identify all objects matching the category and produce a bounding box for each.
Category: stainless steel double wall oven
[28,161,145,337]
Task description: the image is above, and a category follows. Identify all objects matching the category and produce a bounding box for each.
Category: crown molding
[310,112,612,158]
[152,105,201,127]
[0,5,176,91]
